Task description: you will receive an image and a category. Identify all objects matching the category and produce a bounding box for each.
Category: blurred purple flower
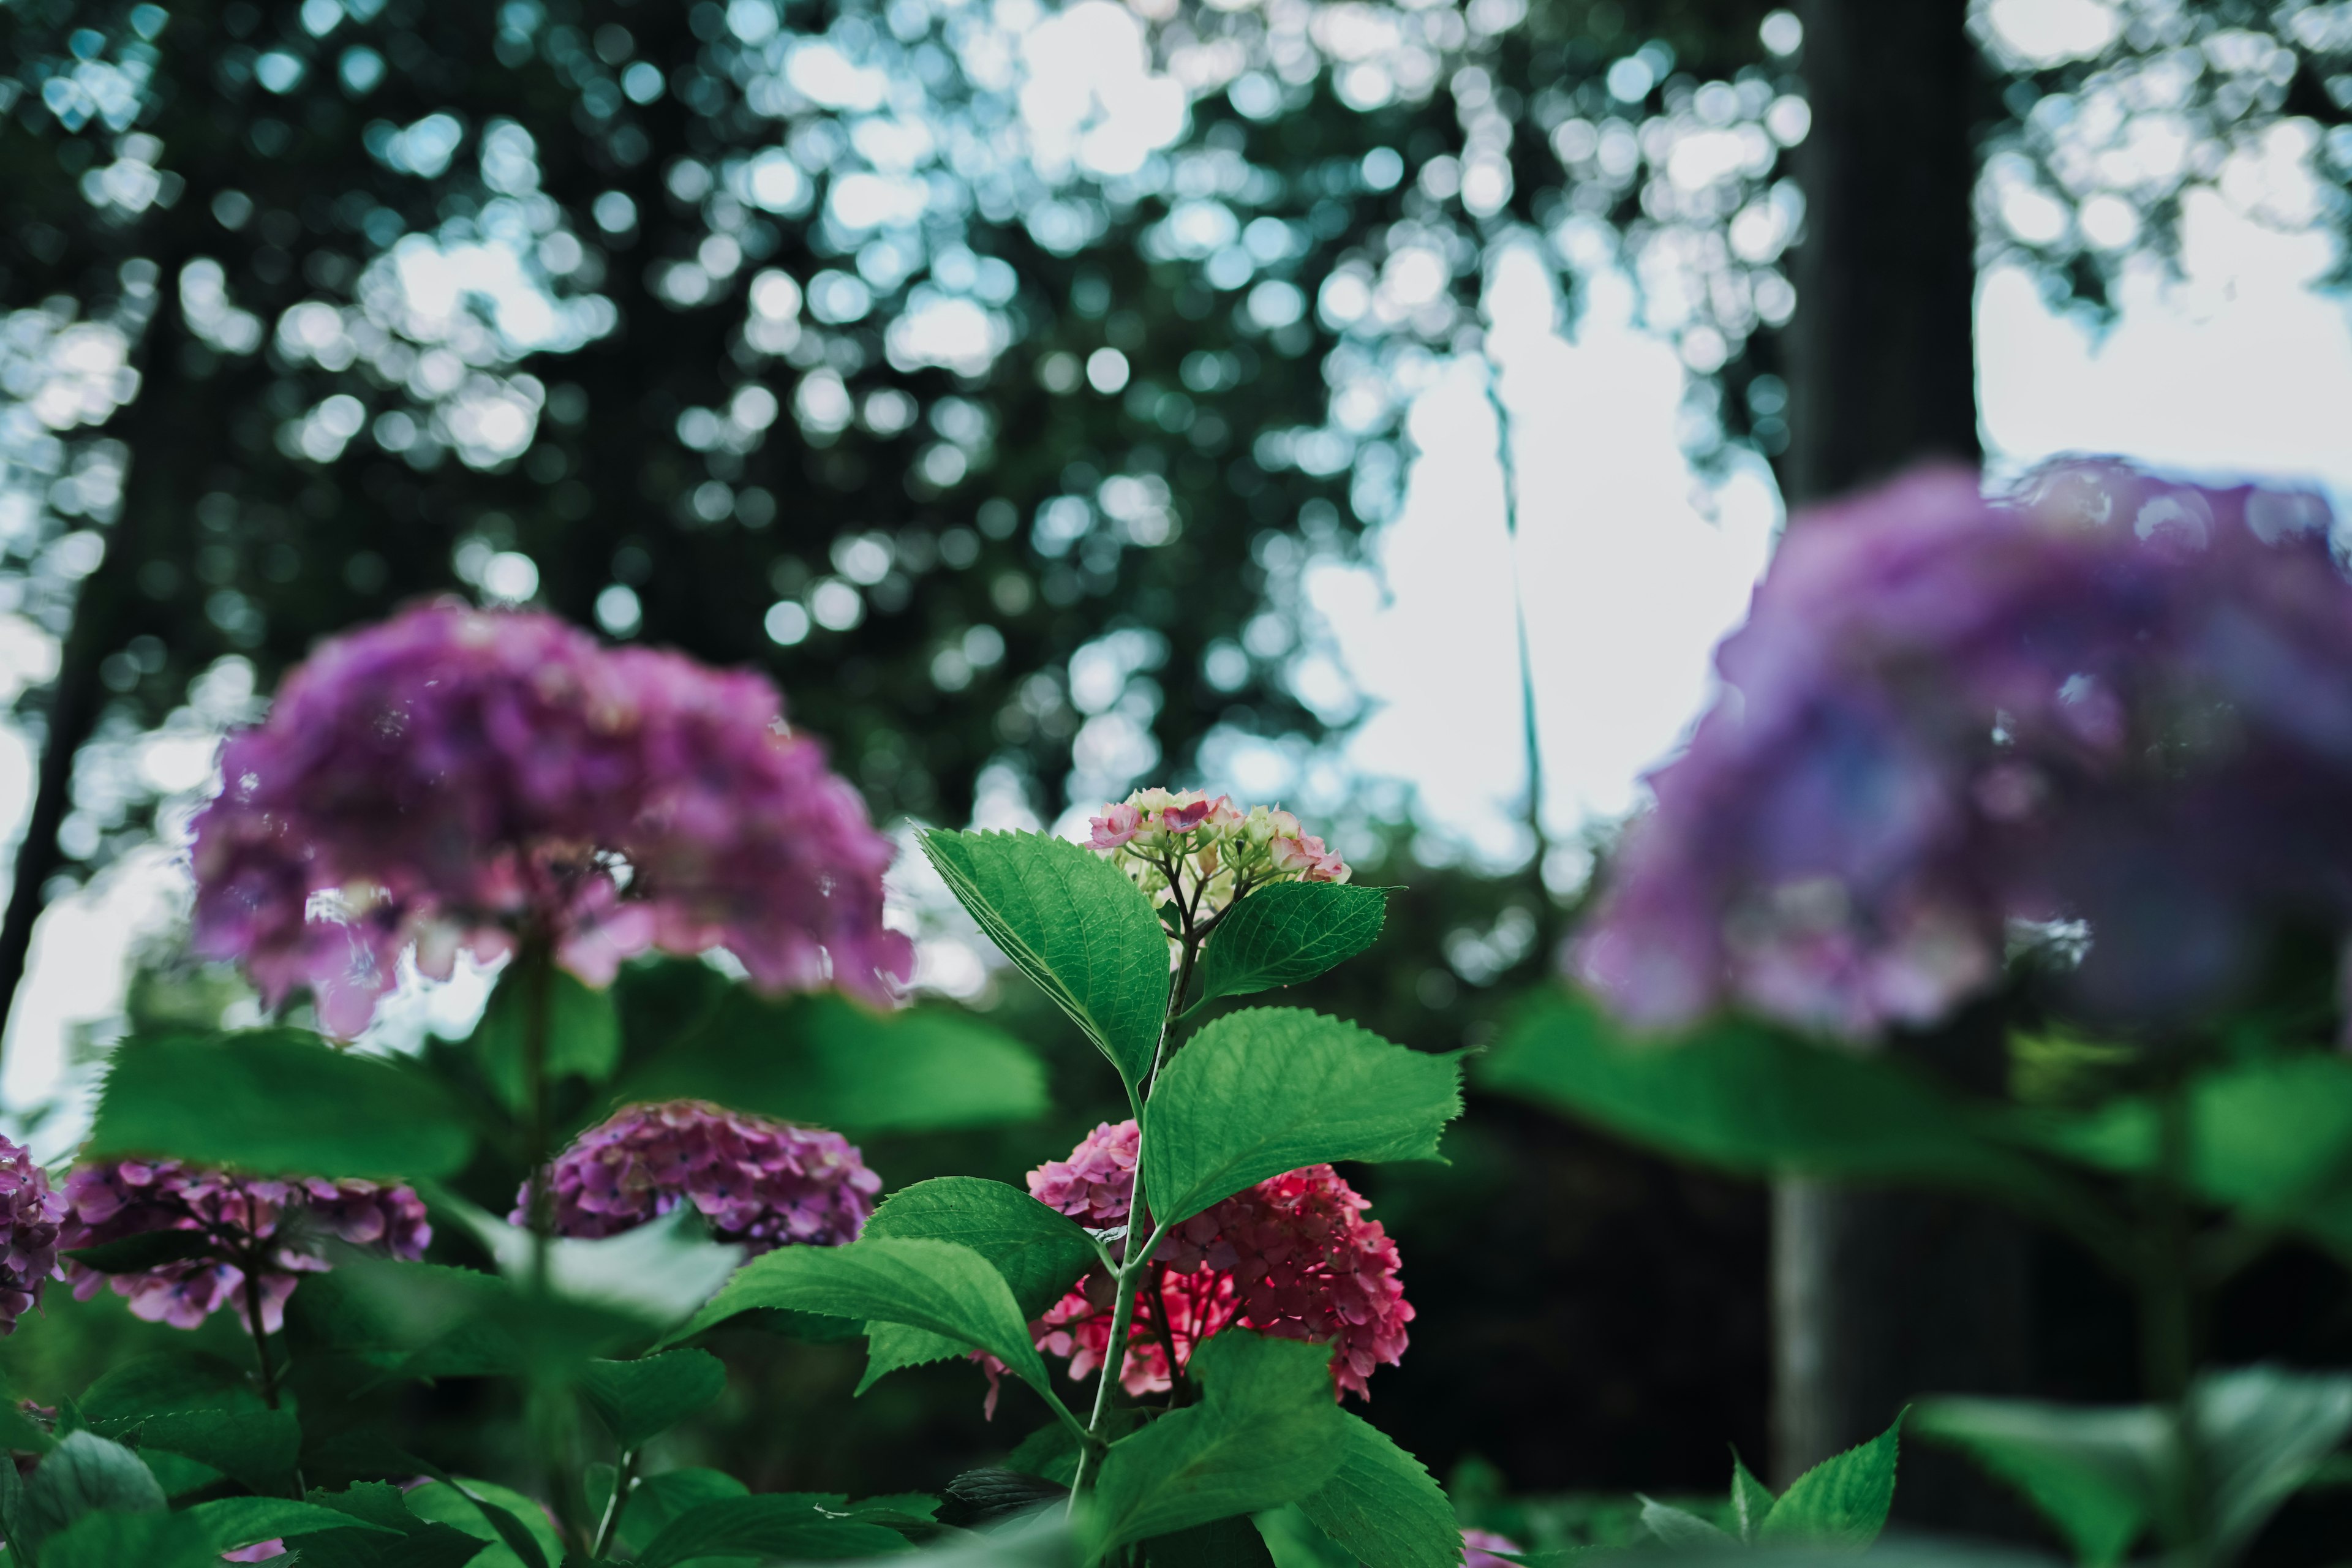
[522,1100,880,1251]
[0,1138,62,1335]
[1462,1529,1523,1568]
[189,601,911,1037]
[1575,461,2352,1037]
[59,1161,429,1332]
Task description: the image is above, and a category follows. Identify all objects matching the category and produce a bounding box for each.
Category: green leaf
[85,1028,473,1180]
[1730,1453,1775,1545]
[1758,1409,1903,1548]
[34,1509,217,1568]
[1254,1506,1359,1568]
[1006,1411,1142,1490]
[665,1237,1057,1400]
[60,1231,217,1274]
[1192,884,1387,1010]
[920,829,1170,1085]
[404,1478,561,1568]
[433,1191,747,1327]
[1480,996,2063,1205]
[187,1496,403,1552]
[635,1495,911,1567]
[1144,1009,1462,1226]
[1913,1397,2163,1567]
[614,981,1050,1136]
[579,1351,728,1451]
[1295,1412,1461,1568]
[855,1177,1099,1390]
[472,964,622,1115]
[2193,1364,2352,1557]
[1140,1513,1279,1568]
[1087,1332,1348,1556]
[110,1407,303,1496]
[864,1179,1099,1314]
[1637,1498,1731,1548]
[612,1467,748,1555]
[81,1354,300,1491]
[20,1431,166,1555]
[291,1481,494,1568]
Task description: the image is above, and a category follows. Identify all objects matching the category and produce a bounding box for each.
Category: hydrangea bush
[0,601,1537,1568]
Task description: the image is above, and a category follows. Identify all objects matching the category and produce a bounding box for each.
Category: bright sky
[8,107,2352,1150]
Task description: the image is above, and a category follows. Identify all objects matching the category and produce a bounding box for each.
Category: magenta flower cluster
[58,1160,429,1332]
[0,1137,62,1335]
[1024,1120,1412,1400]
[524,1100,880,1252]
[190,602,910,1038]
[1576,461,2352,1037]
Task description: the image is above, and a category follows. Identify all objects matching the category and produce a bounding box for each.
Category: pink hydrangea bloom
[222,1543,287,1562]
[189,602,911,1038]
[1022,1121,1410,1401]
[1575,461,2352,1037]
[0,1138,62,1335]
[523,1101,880,1251]
[1463,1529,1523,1568]
[1085,791,1352,927]
[59,1161,429,1332]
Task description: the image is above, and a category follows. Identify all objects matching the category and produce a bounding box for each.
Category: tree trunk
[1774,0,2026,1531]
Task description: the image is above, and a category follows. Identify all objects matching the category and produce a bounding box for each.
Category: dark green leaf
[187,1496,404,1552]
[615,984,1050,1136]
[1295,1412,1460,1568]
[433,1196,746,1329]
[2193,1364,2352,1556]
[1140,1513,1279,1568]
[1758,1410,1903,1548]
[1192,884,1387,1009]
[857,1178,1099,1392]
[105,1406,303,1496]
[21,1431,166,1553]
[920,829,1170,1086]
[34,1508,217,1568]
[943,1469,1069,1531]
[60,1231,217,1274]
[1638,1498,1731,1548]
[1006,1411,1142,1490]
[1913,1397,2162,1567]
[404,1478,561,1568]
[612,1468,748,1555]
[664,1237,1057,1398]
[1144,1009,1461,1226]
[86,1029,472,1180]
[1087,1332,1348,1555]
[1254,1505,1359,1568]
[635,1494,911,1567]
[1730,1453,1775,1544]
[1480,996,2064,1207]
[472,965,622,1116]
[579,1351,728,1452]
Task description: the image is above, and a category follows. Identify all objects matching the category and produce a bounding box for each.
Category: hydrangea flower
[189,601,910,1038]
[0,1137,62,1336]
[1574,461,2352,1037]
[522,1100,880,1251]
[1020,1120,1410,1401]
[59,1161,429,1332]
[1087,789,1349,927]
[1463,1530,1525,1568]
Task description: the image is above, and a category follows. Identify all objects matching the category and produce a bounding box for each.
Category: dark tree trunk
[1774,0,2027,1533]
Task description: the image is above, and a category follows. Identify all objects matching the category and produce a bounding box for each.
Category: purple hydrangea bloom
[522,1100,880,1251]
[1575,461,2352,1037]
[59,1161,430,1332]
[0,1138,62,1335]
[189,601,911,1037]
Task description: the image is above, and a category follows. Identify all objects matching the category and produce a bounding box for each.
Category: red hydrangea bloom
[1575,461,2352,1037]
[523,1100,880,1251]
[59,1161,429,1332]
[189,602,910,1038]
[1023,1120,1411,1401]
[0,1137,62,1335]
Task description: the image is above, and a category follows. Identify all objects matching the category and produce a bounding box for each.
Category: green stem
[2144,1072,2208,1562]
[521,943,555,1295]
[590,1447,639,1560]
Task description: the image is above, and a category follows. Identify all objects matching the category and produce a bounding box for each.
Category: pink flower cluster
[59,1161,429,1332]
[1087,790,1349,924]
[189,602,910,1038]
[1576,462,2352,1037]
[524,1100,880,1252]
[1463,1530,1525,1568]
[1023,1120,1410,1401]
[0,1138,62,1335]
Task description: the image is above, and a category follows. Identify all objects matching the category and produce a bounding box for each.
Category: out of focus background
[1,0,2351,1545]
